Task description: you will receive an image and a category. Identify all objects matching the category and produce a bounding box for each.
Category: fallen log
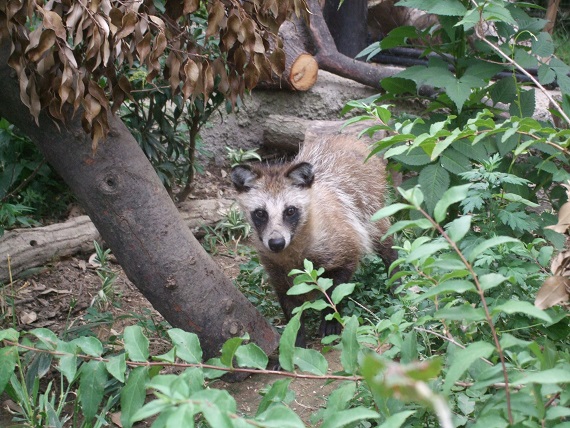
[0,199,233,283]
[262,114,387,152]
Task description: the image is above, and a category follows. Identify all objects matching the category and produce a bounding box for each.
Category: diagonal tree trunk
[0,39,280,361]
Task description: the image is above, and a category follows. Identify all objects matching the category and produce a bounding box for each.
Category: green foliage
[90,241,119,310]
[0,118,72,235]
[201,206,251,254]
[226,146,263,168]
[358,0,568,120]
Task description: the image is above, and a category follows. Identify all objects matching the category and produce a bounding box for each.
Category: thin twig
[418,207,513,424]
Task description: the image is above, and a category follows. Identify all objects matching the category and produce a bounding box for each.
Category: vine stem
[2,340,363,382]
[418,207,513,424]
[470,0,570,127]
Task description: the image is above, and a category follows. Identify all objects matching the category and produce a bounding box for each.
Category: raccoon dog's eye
[254,209,267,220]
[285,207,297,217]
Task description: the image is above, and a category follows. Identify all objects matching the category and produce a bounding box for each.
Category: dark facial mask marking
[251,208,268,237]
[283,206,301,233]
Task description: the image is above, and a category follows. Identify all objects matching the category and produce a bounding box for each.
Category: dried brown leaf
[183,0,200,15]
[26,28,56,62]
[21,311,38,325]
[116,11,137,39]
[42,9,66,39]
[168,52,181,94]
[148,15,165,31]
[136,32,152,63]
[535,276,570,309]
[29,75,41,124]
[91,118,105,154]
[203,61,214,103]
[550,250,570,276]
[82,94,102,125]
[182,59,200,101]
[206,1,226,38]
[109,7,123,33]
[545,201,570,234]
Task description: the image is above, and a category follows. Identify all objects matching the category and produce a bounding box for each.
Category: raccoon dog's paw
[319,316,342,338]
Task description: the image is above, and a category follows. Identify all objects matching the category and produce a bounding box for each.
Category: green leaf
[418,164,450,214]
[531,32,554,58]
[447,74,485,112]
[435,305,486,322]
[166,403,195,427]
[124,325,149,362]
[489,77,517,105]
[193,389,237,427]
[0,346,18,394]
[322,382,355,415]
[396,0,467,16]
[256,379,294,416]
[220,337,243,368]
[256,405,305,428]
[79,360,107,423]
[445,215,472,243]
[371,203,414,222]
[293,347,328,375]
[235,343,268,370]
[29,328,58,349]
[321,407,380,428]
[392,147,432,166]
[467,236,521,263]
[510,88,536,118]
[168,329,202,364]
[341,316,359,374]
[434,184,472,223]
[413,280,476,302]
[444,342,495,394]
[279,313,301,371]
[56,340,78,383]
[493,301,552,323]
[106,354,127,383]
[331,283,356,305]
[479,273,509,291]
[441,147,472,174]
[73,336,103,357]
[379,410,416,428]
[121,367,149,428]
[406,241,450,263]
[131,400,170,423]
[287,281,318,296]
[0,328,19,342]
[512,368,570,386]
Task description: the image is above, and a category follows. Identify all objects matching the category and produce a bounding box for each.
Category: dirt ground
[0,164,344,427]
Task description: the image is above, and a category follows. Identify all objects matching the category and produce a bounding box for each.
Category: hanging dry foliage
[0,0,309,150]
[536,182,570,309]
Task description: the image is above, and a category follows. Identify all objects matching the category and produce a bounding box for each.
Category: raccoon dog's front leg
[319,266,355,339]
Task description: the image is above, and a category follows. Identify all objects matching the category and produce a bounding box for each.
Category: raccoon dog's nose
[268,237,286,252]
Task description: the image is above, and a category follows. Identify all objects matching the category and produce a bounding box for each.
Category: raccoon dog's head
[231,162,314,253]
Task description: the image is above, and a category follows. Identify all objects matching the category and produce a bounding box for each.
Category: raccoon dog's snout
[268,237,286,252]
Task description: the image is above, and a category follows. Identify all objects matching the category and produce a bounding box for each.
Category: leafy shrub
[0,119,73,234]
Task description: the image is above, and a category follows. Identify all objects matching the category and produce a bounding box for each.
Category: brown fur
[232,134,395,346]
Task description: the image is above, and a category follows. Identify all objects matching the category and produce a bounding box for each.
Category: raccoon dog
[231,134,395,347]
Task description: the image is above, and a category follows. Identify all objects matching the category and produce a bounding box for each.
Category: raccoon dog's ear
[287,162,314,188]
[231,165,259,192]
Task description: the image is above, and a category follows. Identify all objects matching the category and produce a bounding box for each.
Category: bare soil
[0,165,342,427]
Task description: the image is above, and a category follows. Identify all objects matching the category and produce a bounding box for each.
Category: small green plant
[226,146,262,168]
[90,241,119,310]
[201,206,251,254]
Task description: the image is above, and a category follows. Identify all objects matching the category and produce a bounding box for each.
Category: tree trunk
[0,40,279,361]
